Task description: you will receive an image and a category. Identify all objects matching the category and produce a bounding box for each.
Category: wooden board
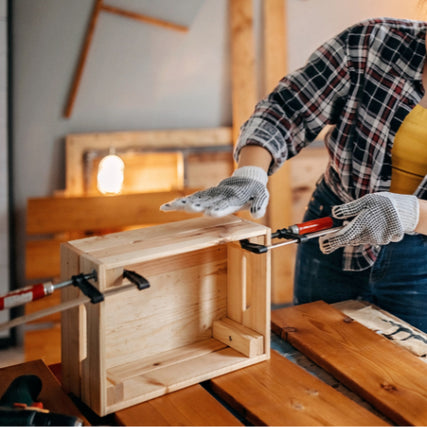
[64,215,269,270]
[114,383,243,426]
[262,0,294,305]
[27,190,201,235]
[271,301,427,426]
[207,350,388,426]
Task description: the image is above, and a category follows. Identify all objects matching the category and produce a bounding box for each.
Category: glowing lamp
[97,154,124,194]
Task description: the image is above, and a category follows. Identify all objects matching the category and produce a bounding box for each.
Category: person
[161,17,427,333]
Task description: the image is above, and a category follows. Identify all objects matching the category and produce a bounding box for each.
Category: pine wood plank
[207,350,388,426]
[263,0,294,305]
[105,347,267,414]
[26,190,200,235]
[60,243,84,398]
[114,383,243,426]
[271,301,427,426]
[67,216,269,270]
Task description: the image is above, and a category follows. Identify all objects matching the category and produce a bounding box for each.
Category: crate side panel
[104,246,228,369]
[60,242,83,396]
[80,259,107,416]
[67,216,269,268]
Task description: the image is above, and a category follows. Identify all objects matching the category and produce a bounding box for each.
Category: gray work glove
[319,192,419,254]
[160,166,269,218]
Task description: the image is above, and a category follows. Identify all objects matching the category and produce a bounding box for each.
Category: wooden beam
[26,190,201,235]
[263,0,293,304]
[229,0,258,144]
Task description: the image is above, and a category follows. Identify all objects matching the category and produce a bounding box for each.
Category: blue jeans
[293,178,427,333]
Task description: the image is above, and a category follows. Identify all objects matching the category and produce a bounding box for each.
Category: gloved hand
[319,192,419,254]
[160,166,269,218]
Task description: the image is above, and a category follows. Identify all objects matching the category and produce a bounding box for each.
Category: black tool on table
[0,374,83,426]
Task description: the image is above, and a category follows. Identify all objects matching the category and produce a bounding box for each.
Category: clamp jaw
[72,269,150,304]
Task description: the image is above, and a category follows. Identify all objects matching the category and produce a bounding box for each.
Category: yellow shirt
[390,104,427,194]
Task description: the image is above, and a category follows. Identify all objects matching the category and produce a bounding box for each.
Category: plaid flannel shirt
[234,18,427,271]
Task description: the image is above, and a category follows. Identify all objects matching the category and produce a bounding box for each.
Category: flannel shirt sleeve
[234,27,354,175]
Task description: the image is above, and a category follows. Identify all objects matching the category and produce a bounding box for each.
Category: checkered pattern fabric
[234,18,427,271]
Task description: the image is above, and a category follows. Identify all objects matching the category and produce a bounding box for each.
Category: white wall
[11,0,424,287]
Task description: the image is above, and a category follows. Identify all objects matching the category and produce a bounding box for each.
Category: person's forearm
[237,145,273,172]
[415,199,427,235]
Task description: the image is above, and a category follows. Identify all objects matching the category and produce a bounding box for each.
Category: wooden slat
[207,350,388,426]
[65,216,269,269]
[114,383,243,426]
[271,301,427,426]
[27,190,200,235]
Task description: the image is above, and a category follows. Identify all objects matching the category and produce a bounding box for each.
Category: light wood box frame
[60,215,271,416]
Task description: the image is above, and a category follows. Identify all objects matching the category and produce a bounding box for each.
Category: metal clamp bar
[240,227,342,254]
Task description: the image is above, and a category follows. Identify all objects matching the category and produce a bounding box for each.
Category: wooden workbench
[3,300,427,426]
[114,300,427,426]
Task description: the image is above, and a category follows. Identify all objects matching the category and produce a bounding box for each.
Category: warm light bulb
[97,154,124,194]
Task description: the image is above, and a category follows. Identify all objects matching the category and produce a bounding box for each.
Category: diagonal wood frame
[63,0,189,118]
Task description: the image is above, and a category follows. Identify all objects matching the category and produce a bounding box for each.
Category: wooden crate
[60,215,271,416]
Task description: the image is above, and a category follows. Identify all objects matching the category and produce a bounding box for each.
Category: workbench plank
[207,350,388,426]
[271,301,427,426]
[114,383,243,426]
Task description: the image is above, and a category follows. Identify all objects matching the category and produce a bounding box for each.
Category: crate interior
[101,242,268,412]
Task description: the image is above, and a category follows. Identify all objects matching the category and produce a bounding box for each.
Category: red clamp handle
[290,216,334,235]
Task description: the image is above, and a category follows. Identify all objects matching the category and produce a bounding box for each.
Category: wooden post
[229,0,258,145]
[263,0,293,304]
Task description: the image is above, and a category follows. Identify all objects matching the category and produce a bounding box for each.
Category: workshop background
[1,0,423,354]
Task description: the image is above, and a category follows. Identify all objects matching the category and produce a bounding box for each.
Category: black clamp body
[123,270,150,290]
[240,228,308,254]
[273,229,309,243]
[72,272,104,304]
[72,270,150,304]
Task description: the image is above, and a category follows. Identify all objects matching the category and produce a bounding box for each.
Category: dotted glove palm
[160,166,269,219]
[319,192,419,254]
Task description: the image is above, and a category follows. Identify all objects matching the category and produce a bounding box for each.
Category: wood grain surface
[114,383,242,426]
[272,301,427,425]
[207,350,388,426]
